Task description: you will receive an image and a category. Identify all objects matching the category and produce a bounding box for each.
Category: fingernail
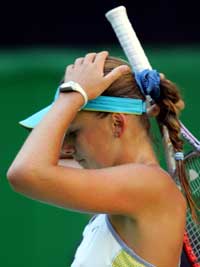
[121,65,131,73]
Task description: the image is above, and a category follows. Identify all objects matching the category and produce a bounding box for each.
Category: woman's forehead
[69,111,96,130]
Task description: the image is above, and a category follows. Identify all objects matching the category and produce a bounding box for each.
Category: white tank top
[71,214,157,267]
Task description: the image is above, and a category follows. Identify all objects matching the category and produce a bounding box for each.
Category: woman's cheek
[85,134,110,163]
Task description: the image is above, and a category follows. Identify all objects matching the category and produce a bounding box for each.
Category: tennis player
[7,51,187,267]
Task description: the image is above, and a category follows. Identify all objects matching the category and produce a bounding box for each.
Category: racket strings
[184,155,200,262]
[186,157,200,213]
[186,157,200,198]
[176,160,199,222]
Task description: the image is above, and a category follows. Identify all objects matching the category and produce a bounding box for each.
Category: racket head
[181,150,200,265]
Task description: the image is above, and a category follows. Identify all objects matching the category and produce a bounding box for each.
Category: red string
[183,231,200,266]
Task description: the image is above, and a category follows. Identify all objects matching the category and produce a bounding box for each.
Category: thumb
[104,65,131,86]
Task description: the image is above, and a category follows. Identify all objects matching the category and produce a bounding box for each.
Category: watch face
[59,86,74,93]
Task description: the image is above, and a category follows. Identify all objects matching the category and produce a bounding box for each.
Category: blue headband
[135,69,161,101]
[19,87,146,129]
[82,96,146,114]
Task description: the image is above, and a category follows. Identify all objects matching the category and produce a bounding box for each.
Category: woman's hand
[64,51,131,100]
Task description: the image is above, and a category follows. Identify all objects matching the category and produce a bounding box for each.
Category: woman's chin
[58,159,83,168]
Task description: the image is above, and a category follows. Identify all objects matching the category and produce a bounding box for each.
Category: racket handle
[105,6,152,72]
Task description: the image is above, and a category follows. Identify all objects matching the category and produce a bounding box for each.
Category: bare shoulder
[132,164,187,215]
[107,162,187,216]
[154,166,187,207]
[125,163,181,197]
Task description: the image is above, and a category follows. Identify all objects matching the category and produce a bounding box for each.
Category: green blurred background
[1,45,200,266]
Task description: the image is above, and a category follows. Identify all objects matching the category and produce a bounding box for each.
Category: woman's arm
[7,51,172,215]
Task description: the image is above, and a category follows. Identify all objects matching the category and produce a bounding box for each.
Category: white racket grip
[105,6,152,72]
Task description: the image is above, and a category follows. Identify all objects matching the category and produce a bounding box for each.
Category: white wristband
[59,81,88,110]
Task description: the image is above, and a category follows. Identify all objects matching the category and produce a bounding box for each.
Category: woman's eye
[64,128,80,142]
[69,131,78,138]
[70,133,76,138]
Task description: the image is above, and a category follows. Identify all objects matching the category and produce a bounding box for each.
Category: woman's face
[62,111,117,169]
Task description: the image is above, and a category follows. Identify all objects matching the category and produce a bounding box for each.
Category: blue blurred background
[1,0,200,266]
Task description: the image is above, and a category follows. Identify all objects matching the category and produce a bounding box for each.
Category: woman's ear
[111,113,127,138]
[147,104,160,117]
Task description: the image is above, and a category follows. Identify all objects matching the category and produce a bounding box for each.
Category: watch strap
[59,81,88,109]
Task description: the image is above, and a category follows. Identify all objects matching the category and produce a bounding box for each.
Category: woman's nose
[60,144,76,158]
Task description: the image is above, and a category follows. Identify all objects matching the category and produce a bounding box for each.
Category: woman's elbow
[7,163,34,192]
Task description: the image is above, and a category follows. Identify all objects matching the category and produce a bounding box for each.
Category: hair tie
[174,152,184,161]
[134,69,161,101]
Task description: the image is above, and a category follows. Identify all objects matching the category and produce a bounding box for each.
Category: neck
[114,135,159,166]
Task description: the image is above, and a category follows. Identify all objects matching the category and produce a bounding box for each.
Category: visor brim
[19,104,52,129]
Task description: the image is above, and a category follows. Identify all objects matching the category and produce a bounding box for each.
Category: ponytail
[156,76,199,222]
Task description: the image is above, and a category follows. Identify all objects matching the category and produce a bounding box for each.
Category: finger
[104,65,131,86]
[83,53,97,64]
[65,64,74,74]
[74,57,84,67]
[94,51,109,69]
[160,73,165,80]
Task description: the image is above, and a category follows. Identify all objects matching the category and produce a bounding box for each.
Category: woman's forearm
[8,92,84,173]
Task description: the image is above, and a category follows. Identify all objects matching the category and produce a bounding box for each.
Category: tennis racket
[105,5,200,267]
[163,123,200,267]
